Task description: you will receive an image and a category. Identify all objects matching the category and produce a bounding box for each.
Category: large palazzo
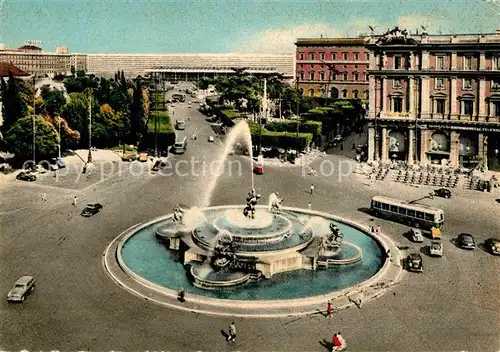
[366,28,500,171]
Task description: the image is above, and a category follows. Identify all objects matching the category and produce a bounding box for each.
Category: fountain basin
[190,265,260,290]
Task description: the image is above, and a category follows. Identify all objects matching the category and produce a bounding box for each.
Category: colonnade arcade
[367,125,499,170]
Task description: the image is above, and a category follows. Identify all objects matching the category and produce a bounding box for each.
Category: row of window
[301,88,369,99]
[389,78,500,90]
[298,71,367,81]
[298,52,369,61]
[299,64,368,70]
[386,54,500,70]
[389,96,500,116]
[372,201,437,221]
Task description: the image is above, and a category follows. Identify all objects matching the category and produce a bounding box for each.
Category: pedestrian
[307,202,312,210]
[227,322,236,342]
[72,196,77,207]
[326,301,333,318]
[340,143,344,151]
[42,192,47,202]
[332,334,341,349]
[376,225,381,235]
[337,332,346,350]
[310,184,315,195]
[352,142,356,150]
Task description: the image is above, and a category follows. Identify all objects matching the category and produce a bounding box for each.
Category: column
[479,78,486,120]
[407,128,415,165]
[450,77,458,118]
[369,76,376,117]
[368,127,375,162]
[420,130,429,165]
[382,76,388,115]
[421,77,430,117]
[381,127,389,162]
[409,76,415,116]
[421,51,430,69]
[449,131,460,168]
[451,52,457,70]
[479,52,486,71]
[482,135,489,170]
[369,51,377,70]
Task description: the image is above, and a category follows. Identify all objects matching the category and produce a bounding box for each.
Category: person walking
[376,225,381,235]
[72,196,77,207]
[227,322,236,342]
[337,332,346,350]
[307,202,312,210]
[332,333,341,350]
[326,301,333,318]
[42,192,47,202]
[310,184,315,195]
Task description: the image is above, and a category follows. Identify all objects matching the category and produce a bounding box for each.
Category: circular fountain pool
[118,205,386,301]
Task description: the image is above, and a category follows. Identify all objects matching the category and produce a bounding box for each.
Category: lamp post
[32,76,36,164]
[57,116,61,159]
[84,88,94,163]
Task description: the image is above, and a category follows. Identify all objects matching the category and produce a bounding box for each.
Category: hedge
[143,110,176,150]
[248,122,312,150]
[265,120,322,137]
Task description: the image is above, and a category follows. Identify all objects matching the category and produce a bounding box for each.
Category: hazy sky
[0,0,498,53]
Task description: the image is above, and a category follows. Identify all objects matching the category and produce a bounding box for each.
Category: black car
[81,203,103,217]
[16,171,37,182]
[457,233,476,250]
[434,188,452,198]
[152,160,167,172]
[406,253,423,272]
[485,238,500,255]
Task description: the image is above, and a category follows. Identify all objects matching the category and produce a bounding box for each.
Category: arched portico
[330,87,339,99]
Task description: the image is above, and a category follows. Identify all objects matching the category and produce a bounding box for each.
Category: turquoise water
[120,213,385,300]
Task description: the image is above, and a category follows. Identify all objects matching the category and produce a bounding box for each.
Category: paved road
[1,93,499,351]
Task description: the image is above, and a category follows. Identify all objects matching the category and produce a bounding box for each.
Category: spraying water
[199,120,254,208]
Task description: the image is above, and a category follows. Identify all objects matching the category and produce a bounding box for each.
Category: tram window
[416,211,424,219]
[382,203,389,210]
[398,207,407,215]
[425,213,434,221]
[375,202,381,208]
[407,209,416,217]
[440,213,444,220]
[390,205,398,212]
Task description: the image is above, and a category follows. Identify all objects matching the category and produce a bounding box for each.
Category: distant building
[366,28,500,170]
[295,37,370,102]
[56,46,69,54]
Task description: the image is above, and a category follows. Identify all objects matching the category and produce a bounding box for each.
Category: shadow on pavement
[357,207,373,217]
[496,199,500,204]
[319,338,335,352]
[477,242,490,254]
[419,245,432,257]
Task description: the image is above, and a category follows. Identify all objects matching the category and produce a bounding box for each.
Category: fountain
[113,121,393,304]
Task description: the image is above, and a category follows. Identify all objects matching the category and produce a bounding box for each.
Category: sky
[0,0,499,54]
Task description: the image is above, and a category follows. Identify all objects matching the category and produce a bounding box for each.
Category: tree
[130,79,146,144]
[0,71,28,132]
[4,116,58,160]
[40,86,66,117]
[45,115,80,149]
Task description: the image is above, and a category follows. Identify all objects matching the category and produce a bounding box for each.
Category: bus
[173,136,187,154]
[172,93,186,102]
[370,196,444,230]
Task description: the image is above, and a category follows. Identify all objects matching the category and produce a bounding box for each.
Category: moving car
[81,203,103,217]
[208,136,215,142]
[152,160,167,171]
[457,233,476,250]
[485,238,500,255]
[122,151,137,162]
[7,276,35,302]
[434,188,452,198]
[409,228,424,242]
[175,119,186,130]
[253,165,264,175]
[139,152,149,162]
[429,240,443,257]
[16,171,37,182]
[406,253,423,272]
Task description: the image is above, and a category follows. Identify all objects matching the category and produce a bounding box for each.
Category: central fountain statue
[320,223,344,252]
[243,188,261,219]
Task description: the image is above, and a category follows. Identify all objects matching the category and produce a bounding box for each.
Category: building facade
[0,43,87,77]
[295,38,370,102]
[366,28,500,171]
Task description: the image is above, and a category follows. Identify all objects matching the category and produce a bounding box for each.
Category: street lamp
[57,116,61,159]
[83,88,94,164]
[32,76,36,164]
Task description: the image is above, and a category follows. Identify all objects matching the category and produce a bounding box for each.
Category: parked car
[139,152,149,162]
[406,253,423,272]
[152,160,167,171]
[429,240,443,257]
[485,238,500,255]
[7,276,35,302]
[457,233,476,250]
[81,203,103,217]
[253,165,264,175]
[16,171,37,182]
[409,228,424,242]
[122,151,137,162]
[434,188,452,198]
[208,136,215,142]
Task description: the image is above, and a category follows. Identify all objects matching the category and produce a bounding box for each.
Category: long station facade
[365,28,500,171]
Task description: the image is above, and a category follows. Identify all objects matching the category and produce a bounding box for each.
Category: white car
[410,228,424,243]
[333,135,343,142]
[208,136,215,142]
[7,276,35,302]
[429,240,443,257]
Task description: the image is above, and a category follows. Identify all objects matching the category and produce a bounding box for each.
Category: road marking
[0,206,28,216]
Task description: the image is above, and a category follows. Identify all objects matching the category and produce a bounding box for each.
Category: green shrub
[265,120,322,137]
[248,122,312,150]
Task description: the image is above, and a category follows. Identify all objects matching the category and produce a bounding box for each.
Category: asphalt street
[1,83,499,351]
